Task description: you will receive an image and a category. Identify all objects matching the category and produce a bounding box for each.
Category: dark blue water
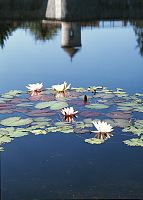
[1,20,143,199]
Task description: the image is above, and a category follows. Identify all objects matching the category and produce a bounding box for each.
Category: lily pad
[134,106,143,112]
[85,138,104,144]
[0,117,33,127]
[35,101,57,109]
[50,102,68,110]
[106,112,131,119]
[0,147,4,152]
[85,103,109,109]
[0,109,14,114]
[31,130,47,135]
[27,110,56,117]
[122,126,143,136]
[123,138,143,147]
[16,103,33,107]
[79,111,101,118]
[0,135,13,145]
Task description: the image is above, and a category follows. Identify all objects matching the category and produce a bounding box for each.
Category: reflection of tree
[22,22,58,41]
[132,21,143,56]
[0,22,16,48]
[0,21,58,49]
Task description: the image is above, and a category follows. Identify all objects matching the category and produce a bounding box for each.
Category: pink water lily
[61,107,78,117]
[26,83,43,92]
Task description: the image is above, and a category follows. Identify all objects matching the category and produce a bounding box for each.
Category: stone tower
[61,22,81,47]
[46,0,63,20]
[61,22,81,60]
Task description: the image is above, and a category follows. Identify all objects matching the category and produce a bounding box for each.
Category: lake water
[1,18,143,200]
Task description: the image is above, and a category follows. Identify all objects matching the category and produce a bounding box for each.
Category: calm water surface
[1,20,143,199]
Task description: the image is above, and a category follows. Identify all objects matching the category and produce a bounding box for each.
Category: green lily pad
[0,135,13,145]
[1,90,22,99]
[117,106,132,111]
[0,117,33,127]
[85,103,109,109]
[16,103,33,107]
[8,129,29,137]
[122,126,143,136]
[85,138,104,144]
[31,121,51,127]
[134,106,143,112]
[50,102,68,110]
[123,138,143,147]
[33,117,51,122]
[35,101,57,109]
[31,130,47,135]
[135,93,143,97]
[0,147,4,152]
[106,112,131,119]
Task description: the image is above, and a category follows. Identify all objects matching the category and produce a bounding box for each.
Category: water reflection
[132,21,143,56]
[1,20,143,58]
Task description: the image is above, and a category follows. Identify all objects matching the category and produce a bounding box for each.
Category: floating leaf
[0,135,13,145]
[0,147,4,152]
[122,126,143,136]
[85,138,104,144]
[117,102,138,107]
[79,111,101,118]
[33,117,51,122]
[31,121,51,127]
[0,109,13,114]
[83,118,93,124]
[16,103,33,107]
[113,118,130,128]
[117,106,132,111]
[27,110,56,117]
[35,101,57,109]
[8,129,29,137]
[106,112,131,119]
[123,138,143,147]
[135,93,143,97]
[50,102,68,110]
[0,117,33,127]
[74,128,89,134]
[31,130,47,135]
[85,103,109,109]
[134,106,143,112]
[35,100,68,111]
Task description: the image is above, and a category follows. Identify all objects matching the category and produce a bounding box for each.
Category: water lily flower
[52,81,71,92]
[61,107,78,117]
[55,92,66,99]
[26,83,43,96]
[26,83,43,92]
[92,121,113,133]
[92,121,113,140]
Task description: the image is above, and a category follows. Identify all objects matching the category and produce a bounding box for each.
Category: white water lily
[61,107,78,117]
[52,81,71,92]
[92,121,113,133]
[26,83,43,92]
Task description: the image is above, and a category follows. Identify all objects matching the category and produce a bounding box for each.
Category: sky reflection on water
[0,21,143,94]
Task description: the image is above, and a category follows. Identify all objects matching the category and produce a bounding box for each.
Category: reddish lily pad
[106,112,132,119]
[0,110,14,114]
[28,94,55,102]
[68,100,89,106]
[79,111,101,118]
[13,109,29,113]
[26,110,56,117]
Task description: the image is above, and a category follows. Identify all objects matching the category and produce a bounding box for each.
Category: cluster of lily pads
[0,82,143,152]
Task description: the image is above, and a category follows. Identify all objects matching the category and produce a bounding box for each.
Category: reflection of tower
[61,22,81,60]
